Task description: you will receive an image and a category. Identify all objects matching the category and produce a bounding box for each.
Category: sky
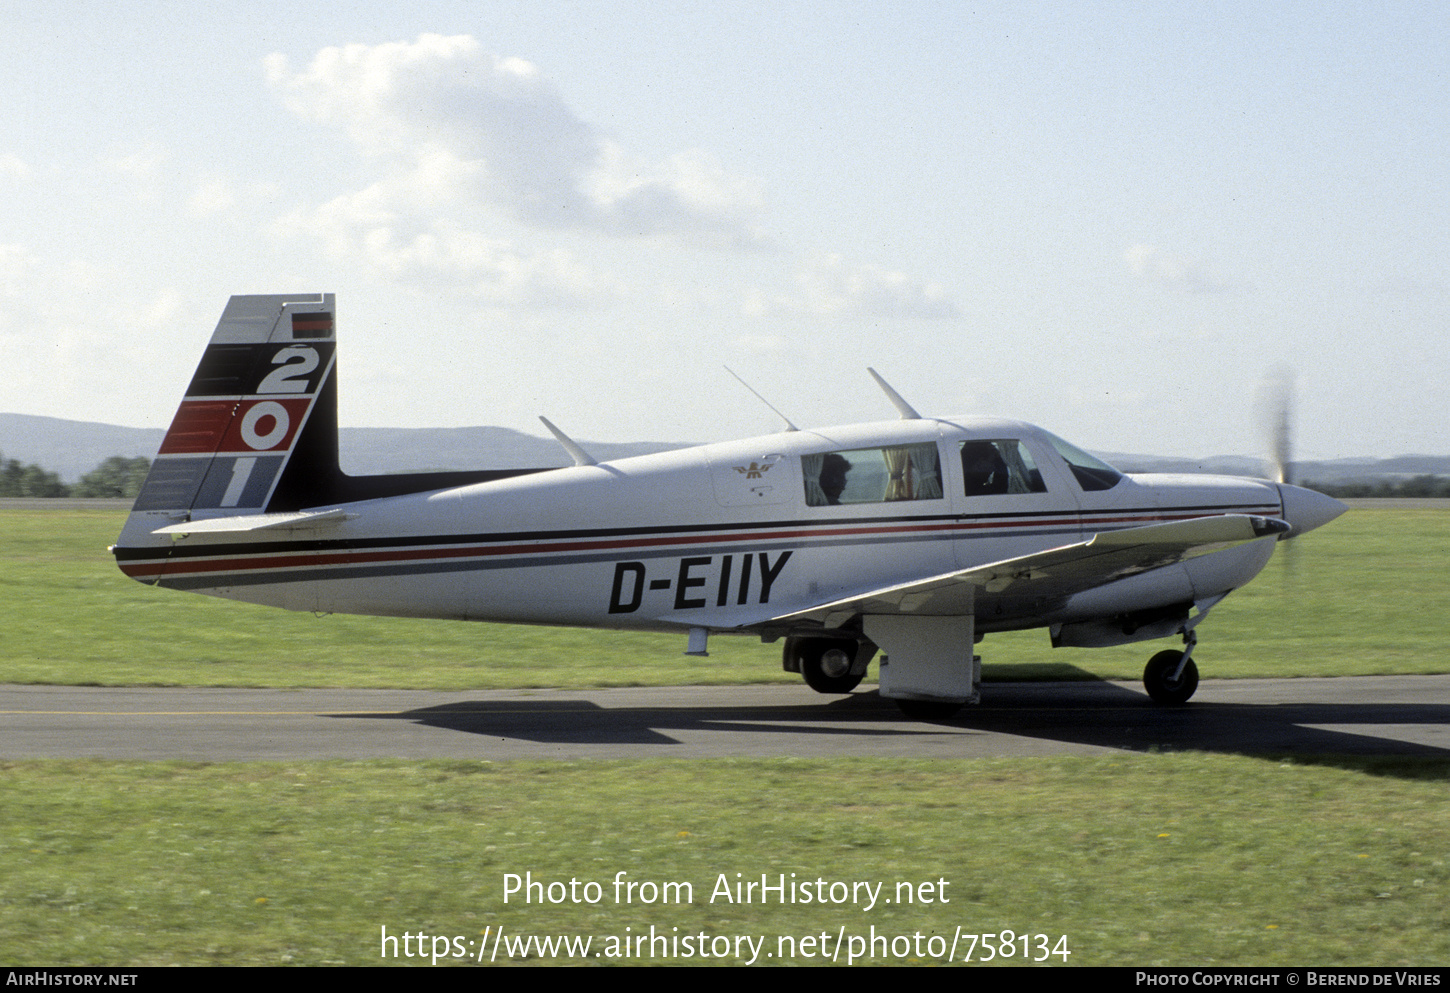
[3,1,1446,464]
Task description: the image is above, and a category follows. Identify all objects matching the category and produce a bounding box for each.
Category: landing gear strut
[1143,631,1199,704]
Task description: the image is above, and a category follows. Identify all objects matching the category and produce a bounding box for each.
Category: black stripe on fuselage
[151,523,1103,590]
[114,503,1274,566]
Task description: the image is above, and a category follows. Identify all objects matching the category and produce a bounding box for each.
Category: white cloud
[136,288,184,329]
[0,244,41,343]
[1125,243,1232,294]
[0,243,35,294]
[746,254,960,320]
[0,243,195,424]
[272,185,611,308]
[0,154,30,181]
[91,145,171,204]
[101,146,167,181]
[187,178,237,217]
[265,34,762,243]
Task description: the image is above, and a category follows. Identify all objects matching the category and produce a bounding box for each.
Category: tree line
[0,453,151,498]
[3,450,1446,500]
[1304,475,1450,499]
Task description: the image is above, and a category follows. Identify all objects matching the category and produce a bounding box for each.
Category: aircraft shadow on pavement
[337,694,945,747]
[948,683,1450,763]
[336,680,1450,764]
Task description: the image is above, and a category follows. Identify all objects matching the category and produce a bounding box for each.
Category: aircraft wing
[668,514,1287,630]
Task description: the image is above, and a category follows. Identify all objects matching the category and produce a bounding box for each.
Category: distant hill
[335,426,684,475]
[3,412,1446,485]
[1100,451,1450,486]
[0,413,684,482]
[0,415,166,483]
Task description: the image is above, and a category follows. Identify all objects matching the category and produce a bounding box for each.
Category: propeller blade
[1256,367,1302,579]
[1257,367,1295,486]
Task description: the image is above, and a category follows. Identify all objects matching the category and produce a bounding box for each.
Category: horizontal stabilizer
[151,508,354,535]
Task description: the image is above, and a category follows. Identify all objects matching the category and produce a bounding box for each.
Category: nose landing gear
[1143,630,1199,704]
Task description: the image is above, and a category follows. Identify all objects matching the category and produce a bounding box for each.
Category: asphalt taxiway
[3,676,1446,760]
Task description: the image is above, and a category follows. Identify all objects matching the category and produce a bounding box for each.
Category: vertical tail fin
[130,293,337,516]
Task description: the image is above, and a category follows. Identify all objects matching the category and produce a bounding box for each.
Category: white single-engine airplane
[112,294,1346,718]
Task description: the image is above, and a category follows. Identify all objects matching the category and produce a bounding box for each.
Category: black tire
[800,639,864,694]
[895,698,963,720]
[1143,649,1199,705]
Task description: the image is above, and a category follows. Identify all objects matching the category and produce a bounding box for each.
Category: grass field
[2,505,1448,687]
[2,504,1447,967]
[2,756,1447,966]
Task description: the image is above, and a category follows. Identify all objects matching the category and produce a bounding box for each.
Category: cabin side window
[802,443,943,506]
[959,440,1048,496]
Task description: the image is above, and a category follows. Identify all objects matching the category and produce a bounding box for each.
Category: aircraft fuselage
[116,417,1296,639]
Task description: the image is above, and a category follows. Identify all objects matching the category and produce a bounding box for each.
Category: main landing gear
[783,627,976,721]
[1142,631,1200,705]
[786,636,867,694]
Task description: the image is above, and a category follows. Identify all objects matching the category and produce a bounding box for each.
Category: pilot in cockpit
[960,441,1010,496]
[818,453,852,504]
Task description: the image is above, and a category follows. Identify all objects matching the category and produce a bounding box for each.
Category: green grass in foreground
[1,755,1446,966]
[2,506,1447,687]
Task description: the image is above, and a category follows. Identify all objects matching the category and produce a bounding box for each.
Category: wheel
[1143,649,1199,705]
[895,699,963,720]
[799,639,864,694]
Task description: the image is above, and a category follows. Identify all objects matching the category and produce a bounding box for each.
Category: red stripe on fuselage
[115,505,1281,582]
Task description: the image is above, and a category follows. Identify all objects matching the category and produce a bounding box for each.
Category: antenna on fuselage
[723,366,799,431]
[867,368,922,419]
[538,416,598,467]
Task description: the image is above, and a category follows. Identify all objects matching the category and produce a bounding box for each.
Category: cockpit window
[803,443,942,506]
[1042,431,1123,491]
[959,440,1047,496]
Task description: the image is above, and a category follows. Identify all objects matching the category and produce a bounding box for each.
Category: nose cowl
[1276,484,1348,538]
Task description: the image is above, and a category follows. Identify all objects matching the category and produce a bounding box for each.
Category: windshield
[1042,431,1123,491]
